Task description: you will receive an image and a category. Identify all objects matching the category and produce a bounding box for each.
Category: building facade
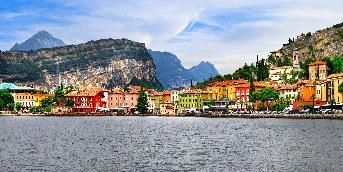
[309,61,328,81]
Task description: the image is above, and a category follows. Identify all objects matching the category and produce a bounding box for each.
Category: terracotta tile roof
[254,81,273,88]
[309,61,327,66]
[66,87,108,97]
[327,73,343,79]
[270,66,293,70]
[181,89,208,94]
[207,79,248,87]
[276,84,297,90]
[163,90,172,95]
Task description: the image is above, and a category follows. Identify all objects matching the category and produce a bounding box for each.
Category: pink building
[108,86,139,113]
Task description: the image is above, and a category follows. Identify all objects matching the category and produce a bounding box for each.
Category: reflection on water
[0,116,342,171]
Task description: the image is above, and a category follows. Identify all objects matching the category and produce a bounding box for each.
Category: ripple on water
[0,116,342,171]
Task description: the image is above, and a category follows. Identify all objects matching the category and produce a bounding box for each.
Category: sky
[0,0,342,74]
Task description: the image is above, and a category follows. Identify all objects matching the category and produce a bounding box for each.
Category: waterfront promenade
[1,111,343,120]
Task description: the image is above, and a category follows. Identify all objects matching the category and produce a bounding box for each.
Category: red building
[235,82,272,110]
[66,88,109,113]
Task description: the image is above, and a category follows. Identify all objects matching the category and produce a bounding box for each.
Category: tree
[65,99,74,107]
[268,54,277,65]
[137,90,148,114]
[331,56,343,73]
[54,88,66,104]
[42,97,55,112]
[0,90,14,110]
[252,88,279,111]
[15,102,22,111]
[281,56,292,66]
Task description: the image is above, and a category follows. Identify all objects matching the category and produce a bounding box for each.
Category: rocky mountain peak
[10,30,65,52]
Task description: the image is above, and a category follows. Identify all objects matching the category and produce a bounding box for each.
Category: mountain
[148,50,194,88]
[10,30,65,51]
[279,22,343,60]
[1,38,163,90]
[149,50,219,88]
[189,61,219,81]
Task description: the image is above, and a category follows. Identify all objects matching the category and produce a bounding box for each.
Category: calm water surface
[0,116,342,171]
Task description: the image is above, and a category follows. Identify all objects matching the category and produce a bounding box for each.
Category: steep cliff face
[280,22,343,60]
[0,38,163,90]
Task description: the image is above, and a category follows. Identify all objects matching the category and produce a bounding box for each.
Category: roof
[66,87,108,97]
[270,66,293,70]
[276,84,297,90]
[207,79,248,87]
[180,89,208,94]
[327,73,343,79]
[309,61,327,66]
[0,83,18,89]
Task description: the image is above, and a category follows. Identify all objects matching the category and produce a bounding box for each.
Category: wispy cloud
[0,0,342,74]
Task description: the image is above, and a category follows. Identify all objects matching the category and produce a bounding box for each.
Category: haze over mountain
[149,50,219,88]
[10,30,65,51]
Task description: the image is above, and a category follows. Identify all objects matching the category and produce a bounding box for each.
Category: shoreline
[1,113,343,120]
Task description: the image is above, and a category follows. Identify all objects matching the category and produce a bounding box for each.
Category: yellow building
[327,73,343,103]
[178,89,208,112]
[315,80,327,101]
[206,79,247,101]
[13,93,35,107]
[34,94,54,106]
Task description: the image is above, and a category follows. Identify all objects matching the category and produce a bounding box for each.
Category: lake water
[0,116,342,171]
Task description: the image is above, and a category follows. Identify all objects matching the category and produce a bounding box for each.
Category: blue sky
[0,0,342,74]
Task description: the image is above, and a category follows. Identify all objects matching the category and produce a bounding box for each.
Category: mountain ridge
[148,50,219,88]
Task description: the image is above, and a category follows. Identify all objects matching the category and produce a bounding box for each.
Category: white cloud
[1,0,343,74]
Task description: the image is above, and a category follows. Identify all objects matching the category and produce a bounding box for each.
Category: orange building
[299,83,316,101]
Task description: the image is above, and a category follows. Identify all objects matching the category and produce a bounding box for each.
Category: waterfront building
[299,83,316,101]
[66,88,108,113]
[206,81,226,100]
[159,102,176,115]
[0,83,36,108]
[276,84,298,103]
[148,91,164,113]
[308,61,328,81]
[326,73,343,103]
[235,82,272,110]
[178,89,207,112]
[206,79,247,101]
[315,80,328,102]
[108,86,139,113]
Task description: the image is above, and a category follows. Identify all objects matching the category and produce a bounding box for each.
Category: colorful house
[178,89,207,112]
[299,83,316,101]
[66,88,109,113]
[108,86,139,113]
